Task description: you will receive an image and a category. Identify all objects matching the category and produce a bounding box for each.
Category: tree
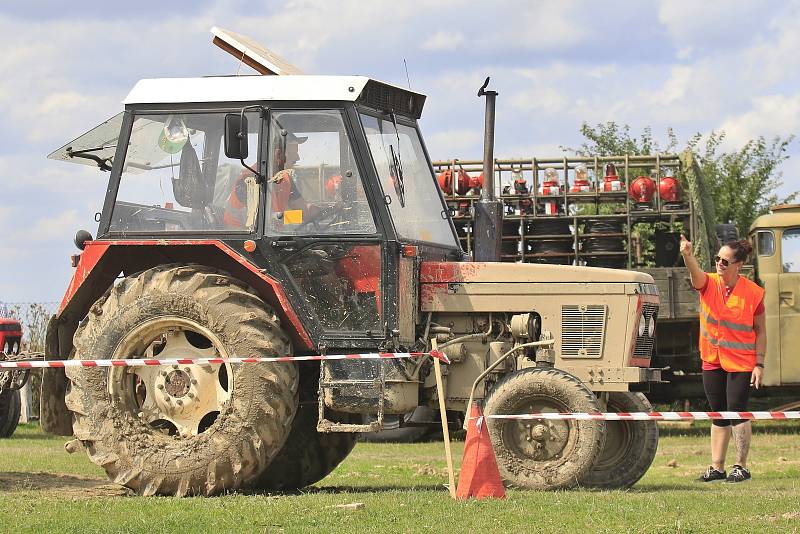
[688,132,796,236]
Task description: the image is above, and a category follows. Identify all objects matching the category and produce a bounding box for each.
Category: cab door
[260,109,389,349]
[778,227,800,384]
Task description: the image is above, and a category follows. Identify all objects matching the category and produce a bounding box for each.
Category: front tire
[484,368,606,490]
[579,392,658,489]
[65,265,299,496]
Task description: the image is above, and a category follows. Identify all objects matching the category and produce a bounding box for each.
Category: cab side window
[264,110,376,236]
[782,228,800,273]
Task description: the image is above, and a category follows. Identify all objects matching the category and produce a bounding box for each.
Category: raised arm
[680,234,708,290]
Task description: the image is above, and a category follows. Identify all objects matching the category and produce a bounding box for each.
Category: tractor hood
[420,261,654,285]
[419,261,657,313]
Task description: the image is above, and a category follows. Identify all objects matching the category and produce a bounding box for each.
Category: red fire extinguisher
[629,175,657,209]
[659,175,683,209]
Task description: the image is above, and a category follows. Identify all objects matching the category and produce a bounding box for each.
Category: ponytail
[725,239,753,263]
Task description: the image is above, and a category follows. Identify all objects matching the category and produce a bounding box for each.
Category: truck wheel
[579,392,658,489]
[361,407,435,443]
[253,401,359,491]
[65,265,299,496]
[484,368,606,490]
[0,389,21,438]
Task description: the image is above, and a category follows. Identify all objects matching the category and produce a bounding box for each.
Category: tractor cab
[49,75,461,351]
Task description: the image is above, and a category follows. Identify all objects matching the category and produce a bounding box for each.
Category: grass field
[0,422,798,533]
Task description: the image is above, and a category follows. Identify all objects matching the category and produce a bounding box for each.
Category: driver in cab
[269,131,309,226]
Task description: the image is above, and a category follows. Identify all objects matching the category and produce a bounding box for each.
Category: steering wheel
[297,203,346,232]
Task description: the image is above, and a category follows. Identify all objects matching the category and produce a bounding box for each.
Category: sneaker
[726,464,751,483]
[698,466,727,482]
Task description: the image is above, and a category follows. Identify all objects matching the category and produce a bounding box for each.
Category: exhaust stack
[473,77,503,262]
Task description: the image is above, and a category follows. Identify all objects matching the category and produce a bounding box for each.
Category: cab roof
[749,204,800,232]
[123,75,426,118]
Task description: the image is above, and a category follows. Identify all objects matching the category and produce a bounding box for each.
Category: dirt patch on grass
[0,472,128,497]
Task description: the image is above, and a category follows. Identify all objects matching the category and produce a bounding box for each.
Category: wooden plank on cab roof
[210,26,303,76]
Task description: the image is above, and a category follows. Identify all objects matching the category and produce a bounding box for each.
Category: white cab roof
[123,75,423,105]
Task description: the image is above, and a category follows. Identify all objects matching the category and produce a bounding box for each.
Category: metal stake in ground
[432,338,457,498]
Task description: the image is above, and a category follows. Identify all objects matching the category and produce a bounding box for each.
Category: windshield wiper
[389,145,405,207]
[66,145,115,171]
[388,112,406,207]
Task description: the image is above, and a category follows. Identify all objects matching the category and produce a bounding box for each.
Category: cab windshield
[360,113,457,247]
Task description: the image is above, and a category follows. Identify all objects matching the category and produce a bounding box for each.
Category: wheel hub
[164,369,191,397]
[505,401,573,462]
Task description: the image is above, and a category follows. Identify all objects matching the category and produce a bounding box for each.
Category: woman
[680,235,766,483]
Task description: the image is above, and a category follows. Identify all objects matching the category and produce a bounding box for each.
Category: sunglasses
[714,256,738,267]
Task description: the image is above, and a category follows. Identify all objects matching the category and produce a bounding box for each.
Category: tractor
[40,65,662,495]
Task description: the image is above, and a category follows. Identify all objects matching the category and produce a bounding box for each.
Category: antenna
[403,58,412,89]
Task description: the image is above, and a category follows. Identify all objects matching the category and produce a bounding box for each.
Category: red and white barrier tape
[481,411,800,421]
[0,351,449,369]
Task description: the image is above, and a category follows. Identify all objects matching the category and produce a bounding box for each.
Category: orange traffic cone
[456,403,506,499]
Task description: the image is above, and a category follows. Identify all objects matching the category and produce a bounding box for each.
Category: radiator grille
[633,303,659,359]
[561,304,607,358]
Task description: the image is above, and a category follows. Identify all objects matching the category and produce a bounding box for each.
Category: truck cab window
[757,230,775,257]
[782,228,800,272]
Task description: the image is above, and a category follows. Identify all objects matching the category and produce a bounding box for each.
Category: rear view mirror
[224,114,248,159]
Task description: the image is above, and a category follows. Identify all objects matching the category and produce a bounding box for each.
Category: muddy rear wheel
[579,392,658,489]
[484,367,606,490]
[65,265,299,496]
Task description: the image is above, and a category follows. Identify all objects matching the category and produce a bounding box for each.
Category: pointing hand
[680,234,693,257]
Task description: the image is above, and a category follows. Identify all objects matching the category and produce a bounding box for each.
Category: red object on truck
[0,318,22,354]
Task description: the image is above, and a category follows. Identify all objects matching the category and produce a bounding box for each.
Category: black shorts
[702,368,752,427]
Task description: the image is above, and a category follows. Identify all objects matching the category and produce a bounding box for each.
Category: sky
[1,0,799,303]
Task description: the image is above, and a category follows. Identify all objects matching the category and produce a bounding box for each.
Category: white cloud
[421,31,464,52]
[647,66,693,106]
[718,94,800,148]
[26,209,81,242]
[658,0,768,51]
[426,128,483,159]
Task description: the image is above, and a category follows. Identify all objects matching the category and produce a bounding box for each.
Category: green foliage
[565,122,679,157]
[688,132,797,236]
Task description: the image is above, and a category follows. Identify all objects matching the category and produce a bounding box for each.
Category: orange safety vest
[699,273,764,372]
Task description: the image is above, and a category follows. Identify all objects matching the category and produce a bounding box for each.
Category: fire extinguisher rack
[433,153,692,269]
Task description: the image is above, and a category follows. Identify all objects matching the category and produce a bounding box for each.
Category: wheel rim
[108,317,232,438]
[501,396,576,464]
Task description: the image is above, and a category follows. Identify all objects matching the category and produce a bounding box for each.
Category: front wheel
[65,265,299,496]
[579,392,658,489]
[484,368,606,490]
